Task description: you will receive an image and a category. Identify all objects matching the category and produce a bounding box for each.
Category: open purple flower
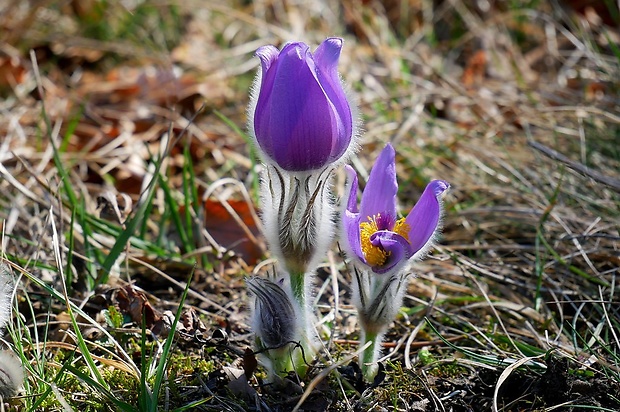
[343,144,449,275]
[250,38,353,172]
[342,144,449,381]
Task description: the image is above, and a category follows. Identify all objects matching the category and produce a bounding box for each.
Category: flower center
[359,213,410,267]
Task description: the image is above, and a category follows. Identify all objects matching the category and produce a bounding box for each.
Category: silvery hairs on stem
[261,165,335,275]
[0,262,24,398]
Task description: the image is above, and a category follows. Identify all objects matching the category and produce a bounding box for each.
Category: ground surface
[0,1,619,411]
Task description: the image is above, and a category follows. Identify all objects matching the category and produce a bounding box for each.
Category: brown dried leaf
[204,199,262,265]
[0,54,27,88]
[176,307,209,339]
[462,50,487,88]
[116,285,161,329]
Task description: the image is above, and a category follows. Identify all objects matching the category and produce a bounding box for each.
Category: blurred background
[0,1,619,410]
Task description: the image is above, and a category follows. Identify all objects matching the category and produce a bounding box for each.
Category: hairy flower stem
[359,329,382,382]
[289,271,316,377]
[256,338,304,380]
[290,272,305,307]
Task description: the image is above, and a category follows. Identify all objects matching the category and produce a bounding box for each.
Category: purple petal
[369,231,413,274]
[256,45,280,77]
[405,179,449,253]
[345,165,359,214]
[254,41,354,171]
[313,38,343,72]
[313,38,352,156]
[359,144,398,222]
[254,43,338,171]
[343,165,365,262]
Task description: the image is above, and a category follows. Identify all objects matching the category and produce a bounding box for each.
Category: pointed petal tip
[376,143,396,167]
[374,143,396,169]
[255,45,280,72]
[280,41,309,59]
[344,164,357,180]
[314,37,344,70]
[358,143,398,219]
[430,180,450,197]
[322,37,343,50]
[403,180,448,254]
[382,142,395,155]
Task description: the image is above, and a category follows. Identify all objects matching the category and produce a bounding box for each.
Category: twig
[333,335,466,349]
[528,140,620,193]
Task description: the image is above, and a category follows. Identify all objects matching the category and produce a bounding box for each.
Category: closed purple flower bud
[247,277,298,349]
[250,38,353,172]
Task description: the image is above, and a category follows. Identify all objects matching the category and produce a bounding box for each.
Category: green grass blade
[159,174,191,251]
[151,267,195,406]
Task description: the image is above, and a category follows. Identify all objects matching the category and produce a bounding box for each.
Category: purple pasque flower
[343,144,449,275]
[250,38,353,172]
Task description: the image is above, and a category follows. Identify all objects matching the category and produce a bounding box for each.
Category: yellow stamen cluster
[393,218,411,239]
[359,214,411,267]
[360,215,386,266]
